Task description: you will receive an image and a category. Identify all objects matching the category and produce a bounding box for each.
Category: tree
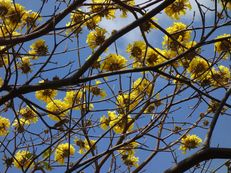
[0,0,230,172]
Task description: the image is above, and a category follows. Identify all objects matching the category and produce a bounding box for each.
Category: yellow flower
[46,99,69,121]
[35,80,58,103]
[91,0,116,20]
[0,77,3,87]
[164,0,192,20]
[19,106,38,124]
[207,99,227,114]
[64,90,85,109]
[117,91,140,113]
[84,14,101,30]
[101,54,127,71]
[210,65,230,87]
[145,48,165,67]
[5,3,25,28]
[126,41,146,60]
[117,0,135,18]
[0,0,12,18]
[162,22,191,51]
[29,39,48,58]
[74,138,96,154]
[187,57,210,80]
[140,17,158,33]
[66,9,85,34]
[133,78,153,96]
[99,115,110,130]
[13,150,33,169]
[117,142,139,156]
[121,154,139,168]
[88,80,107,98]
[54,143,75,164]
[17,56,32,74]
[0,116,10,136]
[22,10,42,30]
[179,134,202,153]
[12,118,30,128]
[108,111,134,134]
[214,33,231,59]
[86,28,107,49]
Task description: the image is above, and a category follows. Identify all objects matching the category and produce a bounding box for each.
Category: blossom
[214,33,231,59]
[117,142,139,156]
[162,22,191,51]
[187,57,210,80]
[140,17,158,33]
[88,80,107,98]
[54,143,75,164]
[121,154,139,168]
[0,0,12,18]
[101,54,127,71]
[86,28,107,49]
[22,10,42,30]
[0,77,3,87]
[19,106,38,124]
[46,99,69,121]
[132,78,153,96]
[117,0,135,18]
[0,116,10,136]
[84,14,101,30]
[17,56,32,74]
[164,0,192,20]
[99,115,110,130]
[90,0,116,20]
[108,111,134,134]
[5,3,25,28]
[29,39,48,58]
[145,48,165,67]
[179,134,202,153]
[66,9,85,34]
[210,65,230,87]
[13,150,33,169]
[74,138,96,154]
[117,91,140,113]
[126,41,146,60]
[35,80,58,103]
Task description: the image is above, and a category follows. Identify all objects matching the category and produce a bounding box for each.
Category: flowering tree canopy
[0,0,231,172]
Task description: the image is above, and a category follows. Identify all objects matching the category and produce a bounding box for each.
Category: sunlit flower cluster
[54,143,75,164]
[101,53,127,71]
[13,150,33,169]
[0,116,10,136]
[164,0,192,20]
[74,138,96,154]
[100,111,134,134]
[179,134,202,153]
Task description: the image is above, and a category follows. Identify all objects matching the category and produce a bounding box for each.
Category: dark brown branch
[164,148,231,173]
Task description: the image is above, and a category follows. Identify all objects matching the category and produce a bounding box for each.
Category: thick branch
[164,148,231,173]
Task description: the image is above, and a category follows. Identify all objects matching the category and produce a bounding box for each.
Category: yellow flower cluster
[87,80,107,98]
[214,33,231,59]
[86,28,107,49]
[164,0,192,20]
[121,154,139,168]
[74,138,96,154]
[17,56,32,74]
[0,0,41,31]
[100,111,134,134]
[54,143,75,164]
[163,22,191,51]
[0,116,10,136]
[46,99,69,121]
[35,80,58,103]
[13,150,33,169]
[101,54,127,71]
[29,39,48,58]
[19,106,38,124]
[133,78,153,96]
[179,134,202,153]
